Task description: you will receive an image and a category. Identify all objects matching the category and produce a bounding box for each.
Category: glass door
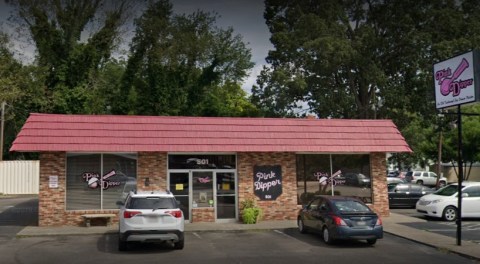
[169,172,190,220]
[192,171,214,208]
[215,172,236,219]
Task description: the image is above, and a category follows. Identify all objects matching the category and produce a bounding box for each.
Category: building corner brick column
[370,152,389,217]
[39,152,66,226]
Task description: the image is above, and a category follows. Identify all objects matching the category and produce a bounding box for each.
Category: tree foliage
[6,0,132,113]
[254,0,480,166]
[115,0,255,116]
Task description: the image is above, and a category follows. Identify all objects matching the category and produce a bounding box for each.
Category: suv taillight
[124,211,141,218]
[166,210,183,218]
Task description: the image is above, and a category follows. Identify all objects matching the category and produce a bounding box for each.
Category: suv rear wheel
[416,180,423,185]
[174,239,185,249]
[118,238,128,251]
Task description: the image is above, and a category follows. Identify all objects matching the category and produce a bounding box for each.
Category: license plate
[357,221,366,226]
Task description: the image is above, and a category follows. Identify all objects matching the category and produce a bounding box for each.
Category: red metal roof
[10,113,412,153]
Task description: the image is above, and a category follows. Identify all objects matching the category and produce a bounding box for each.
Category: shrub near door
[241,197,263,224]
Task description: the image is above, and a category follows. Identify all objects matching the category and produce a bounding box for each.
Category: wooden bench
[81,214,116,227]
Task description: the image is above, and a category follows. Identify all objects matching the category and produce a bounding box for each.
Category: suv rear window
[127,197,177,210]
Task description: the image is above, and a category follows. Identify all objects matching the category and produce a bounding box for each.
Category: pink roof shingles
[10,113,412,153]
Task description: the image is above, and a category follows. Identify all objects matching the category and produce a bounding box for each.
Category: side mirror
[462,193,469,198]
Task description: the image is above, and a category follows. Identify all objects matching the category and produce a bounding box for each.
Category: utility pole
[0,101,5,161]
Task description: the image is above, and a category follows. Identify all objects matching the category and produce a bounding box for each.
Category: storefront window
[66,153,137,210]
[296,154,372,205]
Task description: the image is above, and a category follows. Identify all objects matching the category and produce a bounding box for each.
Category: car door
[428,172,439,186]
[462,186,480,217]
[313,198,330,231]
[408,185,426,207]
[389,184,410,207]
[303,198,321,229]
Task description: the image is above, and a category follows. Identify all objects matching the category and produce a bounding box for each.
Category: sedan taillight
[375,218,382,226]
[123,211,141,219]
[331,215,347,226]
[166,210,183,218]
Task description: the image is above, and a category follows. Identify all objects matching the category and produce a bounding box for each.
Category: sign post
[434,50,480,246]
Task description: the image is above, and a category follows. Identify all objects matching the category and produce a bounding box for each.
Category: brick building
[10,113,411,227]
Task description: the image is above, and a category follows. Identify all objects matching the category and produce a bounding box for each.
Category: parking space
[0,230,476,264]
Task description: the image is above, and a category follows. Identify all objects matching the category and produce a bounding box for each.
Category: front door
[215,172,237,219]
[169,170,237,222]
[169,172,190,220]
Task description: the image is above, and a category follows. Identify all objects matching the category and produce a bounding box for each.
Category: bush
[241,197,262,224]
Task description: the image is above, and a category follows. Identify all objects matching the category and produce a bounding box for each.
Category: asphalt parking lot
[391,208,480,244]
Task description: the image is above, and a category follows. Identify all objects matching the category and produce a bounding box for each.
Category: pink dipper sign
[434,50,480,109]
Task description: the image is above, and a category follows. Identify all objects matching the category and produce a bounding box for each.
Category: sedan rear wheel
[442,206,457,222]
[366,239,377,245]
[298,217,307,234]
[322,227,333,244]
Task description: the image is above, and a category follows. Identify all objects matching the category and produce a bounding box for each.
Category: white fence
[0,160,39,194]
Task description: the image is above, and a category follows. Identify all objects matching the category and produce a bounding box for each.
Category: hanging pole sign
[434,50,480,109]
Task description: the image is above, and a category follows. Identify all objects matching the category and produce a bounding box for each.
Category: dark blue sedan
[297,195,383,245]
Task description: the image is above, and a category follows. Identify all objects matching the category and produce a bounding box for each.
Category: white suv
[117,190,185,251]
[416,181,480,221]
[407,171,447,187]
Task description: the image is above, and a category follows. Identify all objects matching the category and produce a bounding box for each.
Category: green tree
[115,0,255,116]
[0,31,47,159]
[440,105,480,180]
[6,0,132,113]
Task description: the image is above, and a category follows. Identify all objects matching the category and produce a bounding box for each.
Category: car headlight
[431,199,443,204]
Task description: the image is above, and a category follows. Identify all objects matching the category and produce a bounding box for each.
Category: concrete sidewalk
[16,213,480,261]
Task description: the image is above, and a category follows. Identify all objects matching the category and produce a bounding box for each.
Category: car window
[430,172,438,178]
[331,200,371,213]
[414,172,421,177]
[464,186,480,197]
[394,185,409,193]
[421,186,432,192]
[434,185,459,196]
[410,185,422,192]
[319,200,330,211]
[387,184,398,192]
[127,197,176,210]
[308,198,321,210]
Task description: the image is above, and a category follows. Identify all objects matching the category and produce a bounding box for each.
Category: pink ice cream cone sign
[434,50,479,109]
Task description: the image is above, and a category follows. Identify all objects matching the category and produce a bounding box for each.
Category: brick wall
[137,152,167,191]
[237,152,297,221]
[39,152,66,226]
[369,152,390,217]
[191,208,215,222]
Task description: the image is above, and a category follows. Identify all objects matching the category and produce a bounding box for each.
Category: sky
[0,0,273,93]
